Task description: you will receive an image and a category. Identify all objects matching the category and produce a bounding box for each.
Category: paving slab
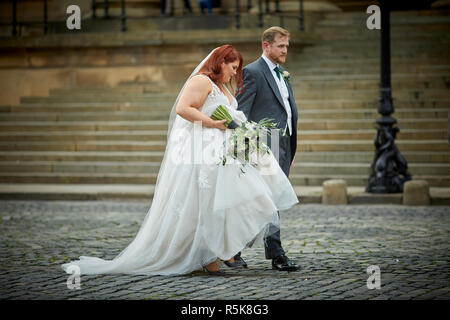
[0,201,449,300]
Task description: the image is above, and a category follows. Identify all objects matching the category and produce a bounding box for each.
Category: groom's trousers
[264,126,293,259]
[235,127,293,260]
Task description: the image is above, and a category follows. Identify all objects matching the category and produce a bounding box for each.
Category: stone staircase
[289,9,450,188]
[0,9,449,200]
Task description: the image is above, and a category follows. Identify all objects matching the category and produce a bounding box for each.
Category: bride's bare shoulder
[184,74,212,95]
[191,74,212,84]
[177,74,211,100]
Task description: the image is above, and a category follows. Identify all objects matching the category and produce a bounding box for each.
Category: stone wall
[0,0,91,21]
[0,29,314,105]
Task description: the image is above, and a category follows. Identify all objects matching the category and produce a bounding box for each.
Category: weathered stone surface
[1,201,448,300]
[322,179,348,205]
[403,180,431,206]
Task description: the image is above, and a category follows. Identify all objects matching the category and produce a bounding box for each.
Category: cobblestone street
[0,201,449,300]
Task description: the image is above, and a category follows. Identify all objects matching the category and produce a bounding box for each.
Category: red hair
[198,44,244,94]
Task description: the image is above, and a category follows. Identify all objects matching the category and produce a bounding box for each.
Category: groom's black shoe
[224,254,247,268]
[272,255,300,271]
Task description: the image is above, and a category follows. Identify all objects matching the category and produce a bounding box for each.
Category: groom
[234,26,300,271]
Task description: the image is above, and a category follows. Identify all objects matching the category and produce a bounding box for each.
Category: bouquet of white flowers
[222,118,284,173]
[211,104,284,173]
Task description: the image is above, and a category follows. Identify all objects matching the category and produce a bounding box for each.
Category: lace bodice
[195,75,247,125]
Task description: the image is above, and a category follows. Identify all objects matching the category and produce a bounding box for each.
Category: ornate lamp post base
[366,115,412,194]
[366,1,412,194]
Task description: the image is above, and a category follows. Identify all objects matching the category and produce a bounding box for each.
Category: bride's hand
[211,119,228,130]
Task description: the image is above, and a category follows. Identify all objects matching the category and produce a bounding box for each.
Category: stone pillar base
[322,179,348,205]
[403,180,430,206]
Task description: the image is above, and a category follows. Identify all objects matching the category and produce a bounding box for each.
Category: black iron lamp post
[366,0,412,193]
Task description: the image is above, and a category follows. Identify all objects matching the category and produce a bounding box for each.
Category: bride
[61,44,299,276]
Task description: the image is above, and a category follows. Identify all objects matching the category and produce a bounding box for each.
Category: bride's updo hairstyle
[198,44,244,94]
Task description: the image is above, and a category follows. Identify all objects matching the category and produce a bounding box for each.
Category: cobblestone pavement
[0,201,449,300]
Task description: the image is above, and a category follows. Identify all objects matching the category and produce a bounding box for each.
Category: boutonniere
[282,70,290,83]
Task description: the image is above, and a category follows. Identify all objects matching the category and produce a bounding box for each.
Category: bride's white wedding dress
[61,74,299,276]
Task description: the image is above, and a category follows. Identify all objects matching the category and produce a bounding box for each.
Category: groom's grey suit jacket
[236,57,298,166]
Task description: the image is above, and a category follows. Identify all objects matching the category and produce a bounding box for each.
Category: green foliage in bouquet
[210,105,234,128]
[221,118,284,174]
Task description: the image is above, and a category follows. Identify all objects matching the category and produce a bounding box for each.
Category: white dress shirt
[261,53,292,136]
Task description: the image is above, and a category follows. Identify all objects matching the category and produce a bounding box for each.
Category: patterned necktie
[274,66,281,81]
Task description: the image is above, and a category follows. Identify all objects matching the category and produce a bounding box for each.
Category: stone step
[0,172,448,186]
[323,8,450,16]
[1,151,449,164]
[298,129,447,140]
[291,65,450,75]
[0,111,174,121]
[317,32,450,42]
[315,26,450,35]
[50,86,147,95]
[0,151,166,162]
[13,101,175,109]
[298,119,447,130]
[288,174,450,187]
[300,45,450,57]
[16,85,450,103]
[298,109,448,119]
[18,87,450,101]
[15,74,450,104]
[293,151,450,164]
[0,120,168,131]
[49,85,171,96]
[0,108,447,121]
[45,79,450,98]
[7,99,449,112]
[318,14,450,27]
[301,43,450,53]
[0,172,159,184]
[296,56,450,68]
[296,52,450,60]
[0,118,446,132]
[110,76,449,95]
[0,141,167,152]
[43,92,176,100]
[20,94,177,104]
[290,163,450,175]
[49,84,179,95]
[0,139,447,152]
[294,78,450,90]
[297,140,450,152]
[3,104,172,113]
[129,72,450,84]
[298,100,450,110]
[1,161,448,175]
[0,128,446,142]
[297,90,450,100]
[301,39,449,50]
[1,183,448,203]
[0,131,168,142]
[317,24,450,32]
[0,161,161,174]
[291,73,450,80]
[295,58,450,69]
[80,75,450,92]
[2,183,450,202]
[120,81,184,92]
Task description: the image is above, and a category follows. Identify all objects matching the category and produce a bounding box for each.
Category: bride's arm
[176,76,227,130]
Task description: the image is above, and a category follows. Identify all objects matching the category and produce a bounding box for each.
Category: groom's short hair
[262,26,290,44]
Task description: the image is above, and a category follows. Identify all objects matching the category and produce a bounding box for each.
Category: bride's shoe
[203,262,226,276]
[203,267,226,276]
[224,255,247,269]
